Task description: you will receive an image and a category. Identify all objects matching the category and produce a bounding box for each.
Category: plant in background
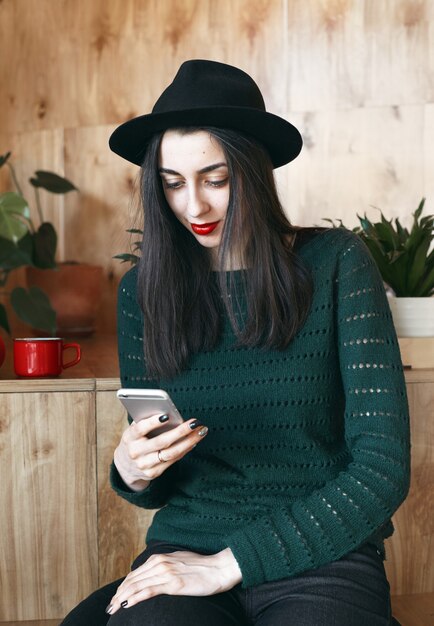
[113,228,143,266]
[0,151,78,334]
[322,198,434,297]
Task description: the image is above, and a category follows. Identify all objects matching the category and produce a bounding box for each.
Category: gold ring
[157,450,165,463]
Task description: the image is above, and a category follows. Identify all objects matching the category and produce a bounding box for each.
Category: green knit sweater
[111,226,411,588]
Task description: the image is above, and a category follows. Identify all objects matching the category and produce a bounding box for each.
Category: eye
[206,178,229,188]
[163,180,184,190]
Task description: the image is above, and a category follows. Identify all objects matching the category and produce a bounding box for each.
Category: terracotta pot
[26,263,103,337]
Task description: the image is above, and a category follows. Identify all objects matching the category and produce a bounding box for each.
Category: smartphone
[117,388,184,437]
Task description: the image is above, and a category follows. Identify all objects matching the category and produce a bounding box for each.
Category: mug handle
[62,343,81,369]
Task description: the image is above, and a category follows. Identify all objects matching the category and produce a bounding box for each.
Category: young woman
[62,60,410,626]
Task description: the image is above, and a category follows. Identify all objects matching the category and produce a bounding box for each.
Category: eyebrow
[158,162,228,176]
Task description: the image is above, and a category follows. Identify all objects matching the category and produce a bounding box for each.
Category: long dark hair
[137,127,314,379]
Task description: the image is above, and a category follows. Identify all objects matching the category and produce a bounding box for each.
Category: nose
[187,185,210,219]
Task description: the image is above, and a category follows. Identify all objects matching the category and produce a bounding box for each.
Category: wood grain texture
[0,391,97,621]
[398,338,434,369]
[0,128,65,258]
[284,104,427,230]
[2,0,433,334]
[425,103,434,204]
[385,380,434,595]
[63,124,140,333]
[96,390,155,586]
[391,592,434,626]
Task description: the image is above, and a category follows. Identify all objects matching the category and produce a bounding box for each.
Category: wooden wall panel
[63,125,140,333]
[425,103,434,203]
[1,0,433,333]
[63,125,139,270]
[0,129,65,257]
[0,0,287,132]
[286,0,366,111]
[284,104,426,229]
[0,391,98,621]
[363,0,432,107]
[286,0,432,111]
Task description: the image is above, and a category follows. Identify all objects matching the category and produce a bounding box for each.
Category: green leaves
[0,152,11,168]
[33,222,57,268]
[29,171,78,194]
[0,232,33,272]
[327,199,434,297]
[113,253,140,265]
[10,286,57,335]
[0,192,30,242]
[0,152,78,334]
[114,228,143,265]
[0,303,10,334]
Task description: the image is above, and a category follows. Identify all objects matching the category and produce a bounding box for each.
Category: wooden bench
[391,592,434,626]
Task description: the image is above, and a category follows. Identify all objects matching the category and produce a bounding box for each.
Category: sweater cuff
[226,519,293,588]
[110,460,161,508]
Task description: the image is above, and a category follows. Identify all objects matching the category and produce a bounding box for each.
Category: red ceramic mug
[14,337,81,378]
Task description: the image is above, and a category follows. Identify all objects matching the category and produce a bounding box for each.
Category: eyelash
[163,178,229,190]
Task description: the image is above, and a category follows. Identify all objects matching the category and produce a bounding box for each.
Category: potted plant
[323,198,434,337]
[113,228,143,266]
[0,151,103,336]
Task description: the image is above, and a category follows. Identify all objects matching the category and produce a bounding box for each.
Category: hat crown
[152,60,266,114]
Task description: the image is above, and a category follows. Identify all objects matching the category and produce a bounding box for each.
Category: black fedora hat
[109,60,302,169]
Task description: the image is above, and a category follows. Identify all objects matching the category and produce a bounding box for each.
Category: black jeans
[61,540,392,625]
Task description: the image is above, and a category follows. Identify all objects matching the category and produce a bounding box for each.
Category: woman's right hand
[113,415,208,491]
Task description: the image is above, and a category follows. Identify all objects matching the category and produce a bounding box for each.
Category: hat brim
[109,107,302,169]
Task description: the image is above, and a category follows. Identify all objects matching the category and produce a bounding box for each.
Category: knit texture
[111,226,411,588]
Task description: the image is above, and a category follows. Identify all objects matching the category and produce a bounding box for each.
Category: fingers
[105,550,232,615]
[106,555,191,614]
[126,416,208,460]
[123,412,175,441]
[129,413,206,443]
[106,577,174,615]
[150,418,208,453]
[133,427,207,480]
[119,416,208,482]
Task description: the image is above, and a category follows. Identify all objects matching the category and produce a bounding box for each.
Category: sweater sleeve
[225,231,411,587]
[109,266,178,509]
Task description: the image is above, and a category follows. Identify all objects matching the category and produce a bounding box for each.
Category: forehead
[158,130,226,169]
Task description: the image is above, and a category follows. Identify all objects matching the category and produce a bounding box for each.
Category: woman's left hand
[106,548,243,615]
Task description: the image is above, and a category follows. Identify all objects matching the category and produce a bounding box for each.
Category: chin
[195,237,221,250]
[190,230,221,246]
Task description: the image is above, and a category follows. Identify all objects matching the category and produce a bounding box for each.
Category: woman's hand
[113,414,208,491]
[105,548,242,615]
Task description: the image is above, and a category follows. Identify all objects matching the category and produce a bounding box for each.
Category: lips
[190,221,221,235]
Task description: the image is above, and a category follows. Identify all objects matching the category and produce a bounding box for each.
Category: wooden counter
[0,335,433,621]
[0,335,153,622]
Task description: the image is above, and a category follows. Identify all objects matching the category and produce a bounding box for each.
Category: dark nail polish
[121,600,128,608]
[189,420,202,430]
[159,414,169,423]
[105,604,113,614]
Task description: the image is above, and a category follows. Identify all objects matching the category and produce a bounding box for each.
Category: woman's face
[158,130,230,258]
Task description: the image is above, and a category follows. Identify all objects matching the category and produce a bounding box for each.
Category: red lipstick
[190,221,220,235]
